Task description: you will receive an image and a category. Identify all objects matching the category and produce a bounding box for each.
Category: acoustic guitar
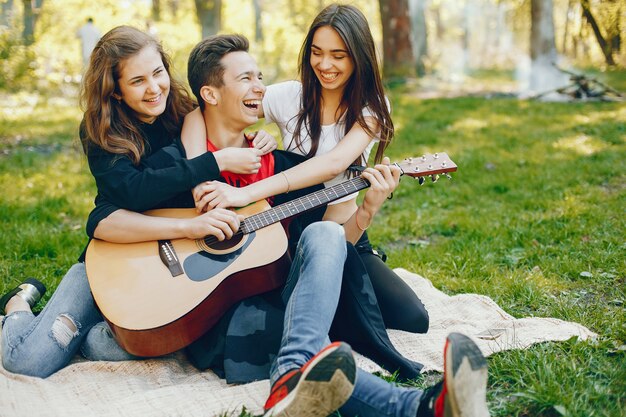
[86,153,457,356]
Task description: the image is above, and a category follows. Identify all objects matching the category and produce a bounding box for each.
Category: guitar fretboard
[200,152,457,246]
[200,176,369,246]
[240,176,369,234]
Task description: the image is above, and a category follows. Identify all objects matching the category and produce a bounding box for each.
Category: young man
[89,35,491,417]
[185,35,488,416]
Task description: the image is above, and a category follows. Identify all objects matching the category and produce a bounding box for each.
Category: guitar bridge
[158,240,183,277]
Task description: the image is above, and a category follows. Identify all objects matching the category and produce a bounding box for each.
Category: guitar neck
[241,176,370,234]
[202,152,457,243]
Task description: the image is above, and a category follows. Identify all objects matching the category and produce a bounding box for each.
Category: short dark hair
[187,34,249,110]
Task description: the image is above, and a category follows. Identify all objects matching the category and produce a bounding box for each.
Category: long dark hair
[293,4,393,165]
[79,26,194,164]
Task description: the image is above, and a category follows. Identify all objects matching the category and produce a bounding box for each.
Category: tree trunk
[252,0,263,42]
[1,0,14,28]
[562,0,575,55]
[379,0,415,79]
[580,0,615,66]
[22,0,43,45]
[609,2,621,54]
[152,0,161,21]
[169,0,179,17]
[194,0,221,39]
[408,0,427,76]
[530,0,560,91]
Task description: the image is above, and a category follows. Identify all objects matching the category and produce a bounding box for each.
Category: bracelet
[281,171,290,193]
[354,206,369,231]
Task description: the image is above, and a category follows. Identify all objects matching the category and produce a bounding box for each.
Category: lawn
[0,76,624,416]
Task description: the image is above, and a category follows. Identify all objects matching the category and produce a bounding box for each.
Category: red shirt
[206,136,275,188]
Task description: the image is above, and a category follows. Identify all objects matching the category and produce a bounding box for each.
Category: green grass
[1,78,625,416]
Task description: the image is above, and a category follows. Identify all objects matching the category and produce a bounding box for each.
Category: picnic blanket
[0,269,596,417]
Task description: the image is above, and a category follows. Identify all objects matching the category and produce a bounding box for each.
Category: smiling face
[116,46,170,123]
[310,26,354,93]
[213,51,265,129]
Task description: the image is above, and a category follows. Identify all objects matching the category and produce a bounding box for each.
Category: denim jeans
[1,262,135,378]
[269,222,422,417]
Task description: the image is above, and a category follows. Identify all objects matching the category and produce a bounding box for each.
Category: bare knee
[51,314,79,349]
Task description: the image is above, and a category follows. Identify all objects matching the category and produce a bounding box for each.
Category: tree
[168,0,179,17]
[580,0,616,66]
[530,0,560,91]
[1,0,14,28]
[252,0,263,42]
[379,0,415,79]
[22,0,44,45]
[562,0,576,55]
[152,0,161,21]
[408,0,427,76]
[194,0,221,39]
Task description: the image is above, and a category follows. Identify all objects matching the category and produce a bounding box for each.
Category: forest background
[1,1,625,417]
[1,0,625,93]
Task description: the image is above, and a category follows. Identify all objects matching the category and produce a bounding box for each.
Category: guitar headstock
[396,153,457,184]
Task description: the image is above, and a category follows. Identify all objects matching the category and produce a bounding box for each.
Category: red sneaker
[420,333,490,417]
[263,342,356,417]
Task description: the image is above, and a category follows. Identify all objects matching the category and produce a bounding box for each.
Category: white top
[76,23,102,63]
[263,80,382,204]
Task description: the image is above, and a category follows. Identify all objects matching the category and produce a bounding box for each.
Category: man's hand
[245,129,278,155]
[215,147,262,174]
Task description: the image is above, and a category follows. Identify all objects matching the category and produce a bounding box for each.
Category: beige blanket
[0,269,596,417]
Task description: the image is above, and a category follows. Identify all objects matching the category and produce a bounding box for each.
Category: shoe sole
[265,343,356,417]
[444,333,490,417]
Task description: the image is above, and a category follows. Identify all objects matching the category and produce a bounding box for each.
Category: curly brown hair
[79,26,194,165]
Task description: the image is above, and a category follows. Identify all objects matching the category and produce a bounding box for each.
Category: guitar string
[201,177,369,246]
[200,156,453,246]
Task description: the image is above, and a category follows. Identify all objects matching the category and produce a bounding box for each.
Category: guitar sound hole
[205,233,244,252]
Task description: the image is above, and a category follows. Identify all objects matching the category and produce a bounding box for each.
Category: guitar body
[86,200,290,357]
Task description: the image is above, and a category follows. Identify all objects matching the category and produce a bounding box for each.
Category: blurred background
[1,0,624,99]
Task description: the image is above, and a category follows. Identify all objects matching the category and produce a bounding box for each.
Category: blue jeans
[270,222,422,417]
[1,263,135,378]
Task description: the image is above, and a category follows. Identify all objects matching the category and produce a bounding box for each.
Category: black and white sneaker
[263,341,356,417]
[419,333,490,417]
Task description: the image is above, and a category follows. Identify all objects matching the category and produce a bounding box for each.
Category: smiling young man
[173,34,492,417]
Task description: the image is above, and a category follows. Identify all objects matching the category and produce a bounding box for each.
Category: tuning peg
[444,173,452,180]
[431,174,439,183]
[418,176,425,185]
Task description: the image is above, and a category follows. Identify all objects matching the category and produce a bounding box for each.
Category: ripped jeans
[1,263,134,378]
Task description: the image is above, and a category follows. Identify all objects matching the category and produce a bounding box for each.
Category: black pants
[329,233,429,380]
[354,232,429,333]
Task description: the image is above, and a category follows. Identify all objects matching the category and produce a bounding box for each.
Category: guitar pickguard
[183,232,256,281]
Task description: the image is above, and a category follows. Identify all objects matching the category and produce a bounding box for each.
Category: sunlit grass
[1,75,625,416]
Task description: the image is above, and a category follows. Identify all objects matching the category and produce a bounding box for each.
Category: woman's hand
[245,130,278,155]
[193,181,254,212]
[182,208,243,240]
[359,157,401,224]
